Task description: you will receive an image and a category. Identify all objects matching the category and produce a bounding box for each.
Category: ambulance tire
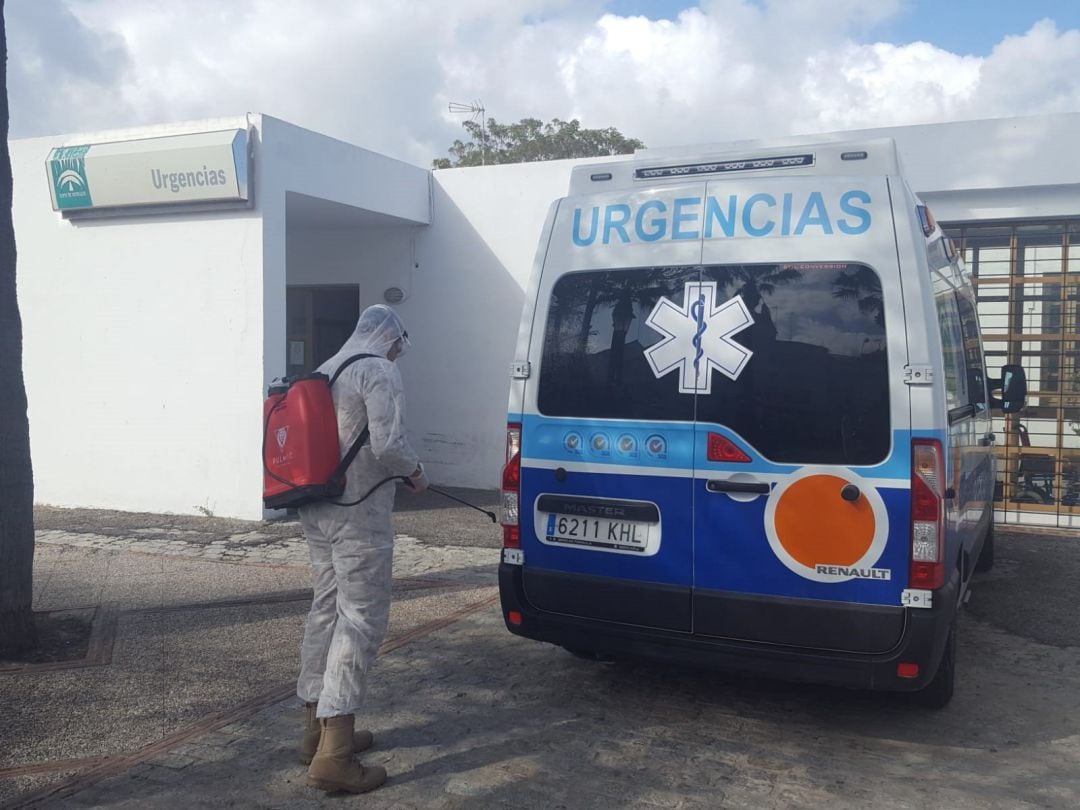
[913,621,956,709]
[975,520,994,573]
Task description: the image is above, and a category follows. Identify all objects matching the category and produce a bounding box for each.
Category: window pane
[1020,245,1064,277]
[1014,282,1063,333]
[538,266,698,422]
[696,263,890,465]
[956,293,987,407]
[936,292,966,410]
[1062,450,1080,508]
[975,260,1011,278]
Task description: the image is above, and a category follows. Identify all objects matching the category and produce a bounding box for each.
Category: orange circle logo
[774,474,875,567]
[764,469,889,583]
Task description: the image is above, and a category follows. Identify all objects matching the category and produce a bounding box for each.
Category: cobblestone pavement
[4,509,1080,809]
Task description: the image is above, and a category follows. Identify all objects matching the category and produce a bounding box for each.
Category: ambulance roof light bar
[633,153,815,181]
[570,137,903,196]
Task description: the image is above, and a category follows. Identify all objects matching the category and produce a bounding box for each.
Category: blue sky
[607,0,1080,56]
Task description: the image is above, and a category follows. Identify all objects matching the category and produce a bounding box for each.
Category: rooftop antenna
[448,100,487,165]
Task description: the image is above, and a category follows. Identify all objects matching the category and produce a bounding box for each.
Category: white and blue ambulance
[498,139,1027,707]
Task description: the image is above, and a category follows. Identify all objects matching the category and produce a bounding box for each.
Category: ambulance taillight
[501,423,522,549]
[910,439,945,590]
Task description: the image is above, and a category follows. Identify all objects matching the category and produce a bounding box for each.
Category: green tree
[433,117,644,169]
[0,0,38,655]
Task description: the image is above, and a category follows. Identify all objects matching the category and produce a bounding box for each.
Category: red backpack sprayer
[262,355,496,521]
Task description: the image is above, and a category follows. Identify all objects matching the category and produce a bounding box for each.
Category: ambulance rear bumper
[498,564,958,692]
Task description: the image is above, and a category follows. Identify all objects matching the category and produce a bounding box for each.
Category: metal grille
[945,220,1080,529]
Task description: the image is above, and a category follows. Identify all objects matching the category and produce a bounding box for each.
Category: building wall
[405,159,611,487]
[13,116,267,518]
[285,224,416,300]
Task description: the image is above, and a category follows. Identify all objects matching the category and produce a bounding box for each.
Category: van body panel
[692,589,905,653]
[683,175,914,643]
[508,200,561,419]
[522,568,691,632]
[500,561,957,692]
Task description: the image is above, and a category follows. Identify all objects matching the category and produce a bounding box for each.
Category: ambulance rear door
[688,175,914,653]
[517,182,705,632]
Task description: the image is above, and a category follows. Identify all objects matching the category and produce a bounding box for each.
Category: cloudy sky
[8,0,1080,167]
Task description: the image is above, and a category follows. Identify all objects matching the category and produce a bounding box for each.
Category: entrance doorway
[286,285,360,377]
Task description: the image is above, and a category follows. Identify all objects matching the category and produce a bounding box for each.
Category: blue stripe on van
[519,414,945,481]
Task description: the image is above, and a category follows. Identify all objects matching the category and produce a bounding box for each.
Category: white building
[12,112,1080,526]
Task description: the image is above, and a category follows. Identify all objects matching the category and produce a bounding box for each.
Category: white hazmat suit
[297,305,423,719]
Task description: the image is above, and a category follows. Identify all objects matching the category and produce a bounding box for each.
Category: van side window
[935,291,967,412]
[955,292,988,409]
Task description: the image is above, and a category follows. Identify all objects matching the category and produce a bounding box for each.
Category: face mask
[395,331,411,358]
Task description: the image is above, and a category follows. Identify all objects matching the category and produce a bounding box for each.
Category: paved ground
[3,496,1080,809]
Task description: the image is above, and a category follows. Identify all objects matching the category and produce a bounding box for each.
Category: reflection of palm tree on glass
[575,268,692,355]
[832,266,884,327]
[608,292,636,383]
[712,264,801,308]
[710,264,802,343]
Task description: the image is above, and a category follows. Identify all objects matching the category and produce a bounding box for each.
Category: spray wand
[427,486,498,523]
[330,476,498,523]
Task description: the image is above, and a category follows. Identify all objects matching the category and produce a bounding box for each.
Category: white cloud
[7,2,1080,166]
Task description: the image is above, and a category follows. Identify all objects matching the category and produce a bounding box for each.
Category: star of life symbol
[275,426,289,450]
[644,282,754,395]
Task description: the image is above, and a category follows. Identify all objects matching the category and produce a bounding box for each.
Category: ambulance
[497,139,1027,707]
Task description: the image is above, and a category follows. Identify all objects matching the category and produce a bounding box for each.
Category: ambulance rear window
[538,263,890,465]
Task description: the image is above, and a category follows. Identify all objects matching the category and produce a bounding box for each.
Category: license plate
[545,513,650,552]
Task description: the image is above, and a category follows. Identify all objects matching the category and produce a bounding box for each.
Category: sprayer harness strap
[326,353,378,487]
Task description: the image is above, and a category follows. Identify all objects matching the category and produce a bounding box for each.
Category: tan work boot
[299,703,374,765]
[306,714,387,794]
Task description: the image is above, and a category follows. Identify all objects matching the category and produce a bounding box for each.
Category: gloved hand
[405,463,429,494]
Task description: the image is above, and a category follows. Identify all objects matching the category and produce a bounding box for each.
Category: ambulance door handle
[707,480,770,495]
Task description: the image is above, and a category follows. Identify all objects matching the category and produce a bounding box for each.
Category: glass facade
[945,220,1080,529]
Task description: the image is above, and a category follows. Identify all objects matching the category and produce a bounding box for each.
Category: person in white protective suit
[296,304,428,795]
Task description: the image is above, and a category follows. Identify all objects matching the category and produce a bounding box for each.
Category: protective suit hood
[334,305,407,361]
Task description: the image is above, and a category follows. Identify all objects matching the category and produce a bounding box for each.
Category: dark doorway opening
[286,285,360,377]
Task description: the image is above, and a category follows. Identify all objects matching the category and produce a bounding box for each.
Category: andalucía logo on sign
[644,282,754,394]
[49,145,93,210]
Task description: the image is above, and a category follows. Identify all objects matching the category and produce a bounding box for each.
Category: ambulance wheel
[975,521,995,573]
[913,622,956,709]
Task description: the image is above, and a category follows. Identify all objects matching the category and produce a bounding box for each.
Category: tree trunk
[0,0,38,656]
